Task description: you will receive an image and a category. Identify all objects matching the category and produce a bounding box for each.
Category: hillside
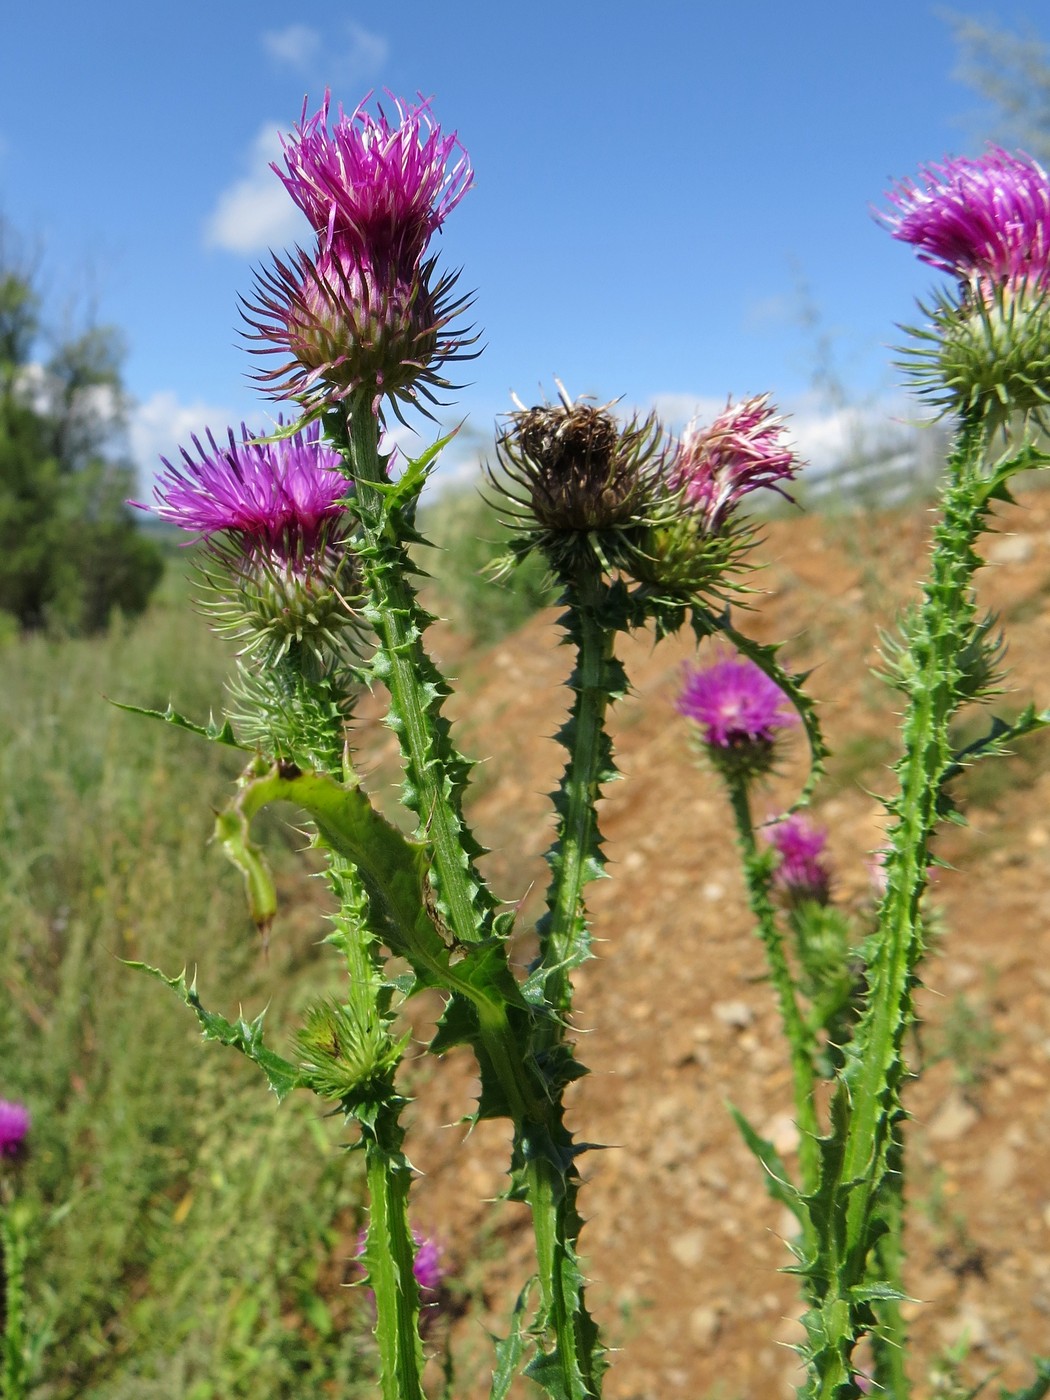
[340,481,1050,1398]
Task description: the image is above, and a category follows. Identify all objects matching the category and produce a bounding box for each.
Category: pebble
[986,533,1035,564]
[689,1305,722,1347]
[713,999,755,1029]
[669,1229,706,1267]
[926,1090,979,1142]
[762,1111,801,1156]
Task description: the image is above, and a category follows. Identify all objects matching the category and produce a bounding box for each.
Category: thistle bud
[494,384,665,572]
[633,395,800,600]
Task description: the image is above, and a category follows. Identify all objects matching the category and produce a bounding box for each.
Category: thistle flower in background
[879,147,1050,428]
[145,419,361,664]
[493,382,667,574]
[677,653,798,781]
[633,396,801,599]
[764,812,832,905]
[356,1227,446,1320]
[245,93,476,420]
[0,1100,29,1159]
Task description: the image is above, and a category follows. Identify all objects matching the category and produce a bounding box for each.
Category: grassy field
[0,568,378,1398]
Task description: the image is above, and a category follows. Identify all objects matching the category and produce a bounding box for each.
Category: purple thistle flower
[669,395,800,536]
[147,418,352,559]
[411,1234,445,1295]
[275,92,473,266]
[677,654,798,771]
[765,812,832,905]
[245,93,476,418]
[0,1099,30,1158]
[880,146,1050,291]
[140,419,361,662]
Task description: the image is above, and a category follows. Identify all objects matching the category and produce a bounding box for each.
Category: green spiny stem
[315,858,426,1400]
[725,779,820,1253]
[343,403,495,945]
[868,1122,908,1400]
[533,566,620,1022]
[363,1104,428,1400]
[842,415,988,1242]
[523,1146,603,1400]
[516,563,627,1397]
[336,407,610,1392]
[804,412,992,1397]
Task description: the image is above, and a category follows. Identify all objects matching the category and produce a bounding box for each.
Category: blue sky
[1,2,1047,487]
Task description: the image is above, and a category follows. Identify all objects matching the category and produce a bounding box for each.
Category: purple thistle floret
[276,91,473,265]
[765,812,832,905]
[677,655,798,750]
[147,418,352,560]
[881,146,1050,291]
[411,1234,445,1295]
[0,1099,30,1158]
[669,395,800,535]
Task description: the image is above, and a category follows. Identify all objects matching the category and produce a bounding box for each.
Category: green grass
[0,572,376,1398]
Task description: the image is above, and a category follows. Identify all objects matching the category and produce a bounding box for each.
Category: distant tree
[949,13,1050,164]
[0,229,163,632]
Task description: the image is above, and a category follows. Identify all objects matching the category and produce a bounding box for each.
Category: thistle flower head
[670,395,799,534]
[144,420,361,665]
[880,148,1050,429]
[0,1099,29,1158]
[150,418,350,553]
[632,396,801,599]
[246,93,476,419]
[765,812,832,905]
[493,383,667,574]
[678,653,797,781]
[881,147,1050,290]
[276,92,473,265]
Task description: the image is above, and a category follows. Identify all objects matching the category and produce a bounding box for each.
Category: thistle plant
[0,1099,32,1400]
[675,144,1050,1400]
[124,92,1050,1400]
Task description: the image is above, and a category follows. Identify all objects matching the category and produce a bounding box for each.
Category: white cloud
[647,392,729,434]
[261,24,322,71]
[261,20,388,87]
[643,388,923,477]
[204,122,308,256]
[129,390,243,489]
[206,21,389,257]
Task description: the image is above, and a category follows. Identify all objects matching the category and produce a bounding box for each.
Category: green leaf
[214,805,278,937]
[124,962,301,1101]
[108,698,247,749]
[944,703,1050,785]
[727,1102,803,1223]
[489,1280,536,1400]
